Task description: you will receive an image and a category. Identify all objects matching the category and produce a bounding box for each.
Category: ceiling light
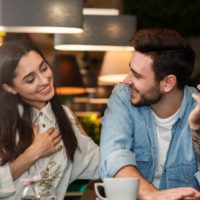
[54,15,136,51]
[98,51,133,85]
[51,55,86,95]
[83,8,119,16]
[0,0,83,33]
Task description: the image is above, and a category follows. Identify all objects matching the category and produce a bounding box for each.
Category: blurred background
[1,0,200,199]
[1,0,200,145]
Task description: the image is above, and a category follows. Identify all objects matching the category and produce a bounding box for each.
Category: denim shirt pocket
[135,150,152,179]
[166,163,199,189]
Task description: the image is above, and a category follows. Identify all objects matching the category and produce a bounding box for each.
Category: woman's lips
[39,85,51,94]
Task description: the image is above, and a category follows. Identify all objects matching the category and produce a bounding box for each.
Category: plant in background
[79,114,101,144]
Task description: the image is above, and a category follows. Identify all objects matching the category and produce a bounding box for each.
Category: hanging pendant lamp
[54,15,136,51]
[98,51,133,85]
[51,55,86,95]
[0,0,83,33]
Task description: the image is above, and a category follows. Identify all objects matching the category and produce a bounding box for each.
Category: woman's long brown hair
[0,40,78,165]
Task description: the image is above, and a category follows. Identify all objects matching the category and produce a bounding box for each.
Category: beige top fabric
[0,102,99,200]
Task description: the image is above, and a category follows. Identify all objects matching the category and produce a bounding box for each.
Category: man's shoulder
[181,86,199,111]
[113,83,130,95]
[184,86,200,102]
[185,85,200,95]
[109,83,132,104]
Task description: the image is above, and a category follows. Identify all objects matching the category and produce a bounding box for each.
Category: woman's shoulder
[62,105,74,120]
[62,105,89,138]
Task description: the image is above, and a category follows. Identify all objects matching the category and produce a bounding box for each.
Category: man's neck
[151,88,184,119]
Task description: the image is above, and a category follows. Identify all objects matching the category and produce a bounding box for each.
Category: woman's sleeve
[0,163,16,197]
[70,134,99,182]
[62,106,99,182]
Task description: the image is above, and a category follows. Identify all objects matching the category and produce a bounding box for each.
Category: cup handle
[94,183,107,200]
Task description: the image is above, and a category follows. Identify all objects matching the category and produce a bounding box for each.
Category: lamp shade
[0,0,83,33]
[83,8,119,16]
[98,51,133,85]
[52,55,86,95]
[54,15,136,51]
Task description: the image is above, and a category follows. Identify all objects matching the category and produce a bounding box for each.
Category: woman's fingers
[46,128,62,154]
[32,126,62,156]
[33,123,39,136]
[53,134,62,145]
[52,144,63,154]
[47,128,61,145]
[46,127,56,136]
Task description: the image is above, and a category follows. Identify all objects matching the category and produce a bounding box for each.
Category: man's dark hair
[131,28,195,89]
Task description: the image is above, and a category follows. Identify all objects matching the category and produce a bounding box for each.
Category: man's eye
[133,73,141,79]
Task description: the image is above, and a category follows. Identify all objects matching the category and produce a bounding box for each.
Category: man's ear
[161,75,177,93]
[2,83,17,94]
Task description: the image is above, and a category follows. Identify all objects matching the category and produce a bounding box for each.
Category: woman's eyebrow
[22,60,45,80]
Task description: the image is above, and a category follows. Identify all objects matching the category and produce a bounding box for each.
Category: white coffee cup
[94,177,140,200]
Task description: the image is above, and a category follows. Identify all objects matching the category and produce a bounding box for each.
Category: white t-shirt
[0,102,99,200]
[152,109,180,188]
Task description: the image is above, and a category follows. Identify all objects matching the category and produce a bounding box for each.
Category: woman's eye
[26,77,34,84]
[41,64,48,71]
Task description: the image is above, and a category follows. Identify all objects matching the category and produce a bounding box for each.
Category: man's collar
[178,86,198,119]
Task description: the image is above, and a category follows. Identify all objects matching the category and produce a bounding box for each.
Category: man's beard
[131,85,163,107]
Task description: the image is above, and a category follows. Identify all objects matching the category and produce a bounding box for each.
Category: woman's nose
[38,74,48,84]
[122,72,133,85]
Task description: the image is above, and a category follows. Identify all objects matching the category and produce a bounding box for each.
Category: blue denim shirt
[99,83,200,190]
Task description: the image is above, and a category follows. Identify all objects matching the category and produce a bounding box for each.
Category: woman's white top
[0,103,99,200]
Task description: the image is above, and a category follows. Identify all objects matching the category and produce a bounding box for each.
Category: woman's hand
[30,124,62,160]
[188,84,200,130]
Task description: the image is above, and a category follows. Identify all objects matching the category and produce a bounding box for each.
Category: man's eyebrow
[22,60,45,80]
[129,63,143,77]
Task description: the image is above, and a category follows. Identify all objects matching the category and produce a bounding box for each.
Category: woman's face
[11,50,55,109]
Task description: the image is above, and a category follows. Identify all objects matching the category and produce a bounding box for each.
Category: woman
[0,40,99,199]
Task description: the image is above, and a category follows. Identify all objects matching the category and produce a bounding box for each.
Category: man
[99,28,200,199]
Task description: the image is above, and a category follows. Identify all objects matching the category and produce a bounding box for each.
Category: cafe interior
[0,0,200,199]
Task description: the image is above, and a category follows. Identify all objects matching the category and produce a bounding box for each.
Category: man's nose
[122,72,132,85]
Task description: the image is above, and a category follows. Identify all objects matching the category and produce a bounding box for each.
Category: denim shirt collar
[178,86,198,120]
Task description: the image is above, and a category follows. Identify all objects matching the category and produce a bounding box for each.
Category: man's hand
[142,187,200,200]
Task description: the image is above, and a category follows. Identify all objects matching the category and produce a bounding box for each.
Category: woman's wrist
[25,145,40,162]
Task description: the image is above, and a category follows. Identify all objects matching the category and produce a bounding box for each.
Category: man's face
[123,51,163,106]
